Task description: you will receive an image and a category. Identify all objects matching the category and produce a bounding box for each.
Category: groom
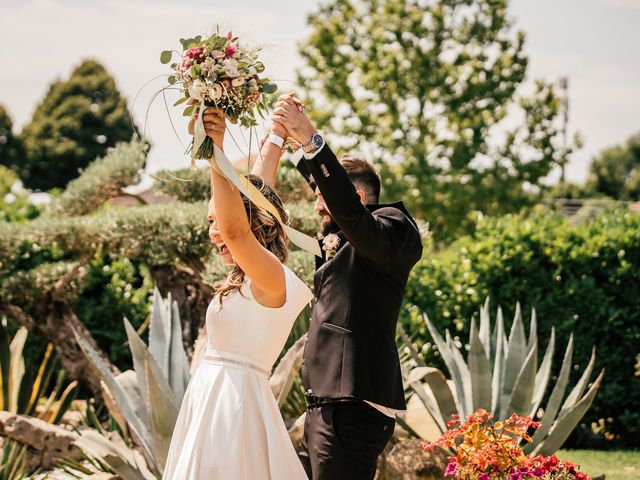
[270,97,423,479]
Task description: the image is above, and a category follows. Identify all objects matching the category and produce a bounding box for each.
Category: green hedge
[402,208,640,447]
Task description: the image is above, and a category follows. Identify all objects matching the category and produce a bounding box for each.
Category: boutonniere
[322,233,341,259]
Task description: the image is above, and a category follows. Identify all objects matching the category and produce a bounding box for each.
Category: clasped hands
[200,93,317,150]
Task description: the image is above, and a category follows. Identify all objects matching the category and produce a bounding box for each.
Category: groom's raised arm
[304,144,418,264]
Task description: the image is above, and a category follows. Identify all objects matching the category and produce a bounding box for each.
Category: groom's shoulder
[367,201,419,230]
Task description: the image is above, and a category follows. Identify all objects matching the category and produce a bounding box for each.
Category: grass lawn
[558,450,640,480]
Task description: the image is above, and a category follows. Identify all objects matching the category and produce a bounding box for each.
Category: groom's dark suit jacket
[299,145,423,410]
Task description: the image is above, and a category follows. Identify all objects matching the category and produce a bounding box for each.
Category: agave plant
[75,287,188,477]
[0,317,78,480]
[402,299,604,455]
[76,288,307,478]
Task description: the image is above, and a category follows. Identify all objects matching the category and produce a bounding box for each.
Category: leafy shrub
[403,208,640,447]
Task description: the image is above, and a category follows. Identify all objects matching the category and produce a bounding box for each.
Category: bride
[163,107,312,479]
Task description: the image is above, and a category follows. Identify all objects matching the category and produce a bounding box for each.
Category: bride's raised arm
[202,108,286,308]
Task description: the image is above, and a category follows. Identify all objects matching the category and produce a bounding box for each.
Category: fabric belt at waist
[202,348,271,378]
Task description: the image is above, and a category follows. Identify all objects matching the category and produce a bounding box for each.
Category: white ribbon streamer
[204,143,321,257]
[190,100,208,170]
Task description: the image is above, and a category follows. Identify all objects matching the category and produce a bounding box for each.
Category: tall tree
[0,104,24,171]
[297,0,571,239]
[587,132,640,201]
[18,59,136,191]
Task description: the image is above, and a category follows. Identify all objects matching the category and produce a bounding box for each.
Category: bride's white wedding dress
[163,265,313,479]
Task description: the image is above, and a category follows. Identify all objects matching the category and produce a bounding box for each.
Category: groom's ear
[355,189,367,205]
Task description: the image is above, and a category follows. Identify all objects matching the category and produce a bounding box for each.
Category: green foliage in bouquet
[402,208,640,447]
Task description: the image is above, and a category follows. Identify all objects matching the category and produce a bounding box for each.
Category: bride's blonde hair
[215,174,289,301]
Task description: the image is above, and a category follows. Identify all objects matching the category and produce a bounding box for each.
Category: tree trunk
[149,264,214,357]
[1,301,118,395]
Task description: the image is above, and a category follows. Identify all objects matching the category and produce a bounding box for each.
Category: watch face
[312,133,323,148]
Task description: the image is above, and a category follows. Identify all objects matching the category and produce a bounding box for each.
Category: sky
[1,0,638,185]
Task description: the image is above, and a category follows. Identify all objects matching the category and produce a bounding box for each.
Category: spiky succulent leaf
[408,366,458,433]
[144,350,179,471]
[505,341,537,417]
[557,347,596,418]
[529,328,555,418]
[123,318,150,425]
[168,298,190,400]
[524,335,574,454]
[74,430,157,480]
[75,334,159,473]
[533,369,605,456]
[424,314,467,417]
[500,303,527,416]
[469,318,492,411]
[491,309,506,414]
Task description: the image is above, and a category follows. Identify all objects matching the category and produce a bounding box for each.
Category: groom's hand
[272,94,315,146]
[202,108,226,149]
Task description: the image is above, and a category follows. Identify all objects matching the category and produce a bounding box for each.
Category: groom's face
[315,186,367,236]
[314,189,337,236]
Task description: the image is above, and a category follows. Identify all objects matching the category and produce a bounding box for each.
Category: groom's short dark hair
[340,155,381,204]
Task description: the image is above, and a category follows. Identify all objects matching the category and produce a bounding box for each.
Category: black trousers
[298,401,395,480]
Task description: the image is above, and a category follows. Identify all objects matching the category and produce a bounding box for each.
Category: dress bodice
[205,265,313,370]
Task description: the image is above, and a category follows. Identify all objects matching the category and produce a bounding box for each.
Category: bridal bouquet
[161,30,278,160]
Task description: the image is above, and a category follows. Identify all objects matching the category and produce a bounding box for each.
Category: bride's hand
[271,93,305,139]
[202,108,226,148]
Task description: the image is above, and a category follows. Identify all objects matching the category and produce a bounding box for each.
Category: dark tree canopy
[0,104,24,171]
[297,0,572,239]
[17,59,137,191]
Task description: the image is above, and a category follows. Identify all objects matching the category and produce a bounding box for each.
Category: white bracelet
[266,134,285,148]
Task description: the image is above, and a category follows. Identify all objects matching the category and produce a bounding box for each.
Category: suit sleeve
[303,144,419,264]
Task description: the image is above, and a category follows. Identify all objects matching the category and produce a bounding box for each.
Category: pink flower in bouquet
[227,31,233,40]
[225,43,237,58]
[179,58,192,72]
[185,47,204,61]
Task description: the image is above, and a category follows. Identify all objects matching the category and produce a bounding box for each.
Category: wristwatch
[302,132,324,154]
